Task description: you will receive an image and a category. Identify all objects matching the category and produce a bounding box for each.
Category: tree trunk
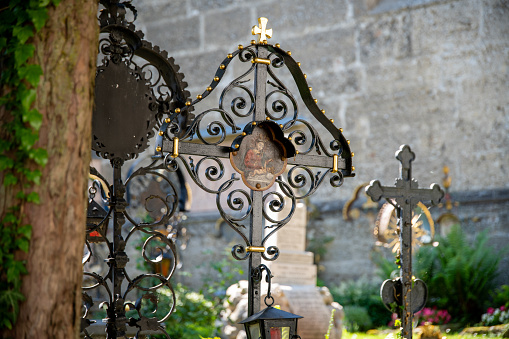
[10,1,98,338]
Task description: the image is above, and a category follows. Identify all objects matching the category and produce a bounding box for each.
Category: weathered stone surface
[269,261,318,285]
[190,0,237,11]
[144,15,201,54]
[177,48,231,93]
[135,0,187,21]
[204,8,252,47]
[283,27,357,70]
[411,1,480,56]
[131,0,509,293]
[312,66,362,96]
[358,12,412,64]
[254,0,349,38]
[481,0,509,46]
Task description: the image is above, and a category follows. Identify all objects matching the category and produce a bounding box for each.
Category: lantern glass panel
[249,323,261,339]
[269,327,290,339]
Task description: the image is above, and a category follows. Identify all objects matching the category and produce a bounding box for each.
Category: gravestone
[263,202,317,286]
[259,202,341,339]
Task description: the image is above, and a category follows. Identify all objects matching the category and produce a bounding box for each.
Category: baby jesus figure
[244,139,274,178]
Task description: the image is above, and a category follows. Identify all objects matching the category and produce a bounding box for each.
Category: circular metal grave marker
[380,277,428,314]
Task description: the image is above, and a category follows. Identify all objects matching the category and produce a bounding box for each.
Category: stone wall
[310,188,509,288]
[130,0,509,287]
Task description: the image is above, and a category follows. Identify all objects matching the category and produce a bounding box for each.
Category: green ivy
[0,0,60,331]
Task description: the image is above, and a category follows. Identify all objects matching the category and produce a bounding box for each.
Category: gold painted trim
[172,138,179,158]
[246,246,265,253]
[252,57,271,65]
[332,154,338,173]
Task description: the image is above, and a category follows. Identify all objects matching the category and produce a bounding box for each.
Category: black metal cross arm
[158,137,347,170]
[366,180,444,206]
[159,138,232,159]
[366,145,444,206]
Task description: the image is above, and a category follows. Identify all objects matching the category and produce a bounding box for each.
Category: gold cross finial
[252,17,272,44]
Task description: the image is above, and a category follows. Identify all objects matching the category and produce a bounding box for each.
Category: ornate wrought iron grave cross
[85,3,353,336]
[154,18,354,317]
[366,145,444,339]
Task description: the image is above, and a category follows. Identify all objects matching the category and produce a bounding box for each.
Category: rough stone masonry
[132,0,509,288]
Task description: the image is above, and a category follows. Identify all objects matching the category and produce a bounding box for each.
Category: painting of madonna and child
[230,126,288,191]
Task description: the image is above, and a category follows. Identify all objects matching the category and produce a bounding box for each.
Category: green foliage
[343,305,373,332]
[166,284,221,337]
[132,241,242,337]
[145,284,221,338]
[491,285,509,309]
[306,235,334,263]
[415,225,502,324]
[371,249,399,280]
[374,225,504,326]
[199,249,244,303]
[330,277,391,330]
[0,0,60,331]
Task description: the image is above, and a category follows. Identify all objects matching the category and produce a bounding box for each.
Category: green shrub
[330,277,391,329]
[343,305,373,332]
[415,225,502,324]
[491,285,509,309]
[163,283,221,337]
[373,225,504,326]
[132,283,220,338]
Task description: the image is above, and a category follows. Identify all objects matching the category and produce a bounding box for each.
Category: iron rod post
[400,203,413,338]
[247,45,269,316]
[400,151,413,339]
[248,190,264,315]
[107,161,128,338]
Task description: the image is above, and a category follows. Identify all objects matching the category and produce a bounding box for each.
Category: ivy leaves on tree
[0,0,60,331]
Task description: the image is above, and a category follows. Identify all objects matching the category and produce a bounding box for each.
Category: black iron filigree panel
[82,1,193,338]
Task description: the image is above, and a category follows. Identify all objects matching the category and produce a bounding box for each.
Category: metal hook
[251,264,274,307]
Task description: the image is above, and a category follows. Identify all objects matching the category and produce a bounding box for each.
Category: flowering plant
[480,305,509,326]
[414,307,451,326]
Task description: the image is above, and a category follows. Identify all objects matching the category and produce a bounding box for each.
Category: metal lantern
[239,306,302,339]
[239,265,302,339]
[86,199,108,243]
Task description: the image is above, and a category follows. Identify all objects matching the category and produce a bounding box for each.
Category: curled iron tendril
[179,156,232,194]
[262,245,280,261]
[180,108,238,144]
[231,244,249,261]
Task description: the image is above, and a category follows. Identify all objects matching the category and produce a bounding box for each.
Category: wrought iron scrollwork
[154,33,354,266]
[82,1,193,338]
[86,4,356,336]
